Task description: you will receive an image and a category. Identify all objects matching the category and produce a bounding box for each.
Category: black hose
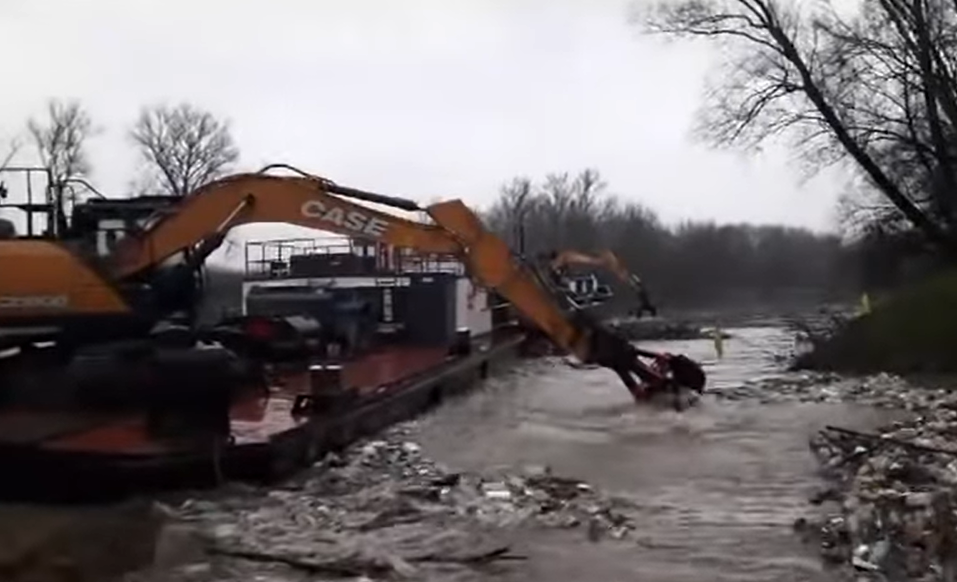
[257,163,422,212]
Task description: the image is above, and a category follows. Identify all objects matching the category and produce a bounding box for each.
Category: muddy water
[412,327,890,582]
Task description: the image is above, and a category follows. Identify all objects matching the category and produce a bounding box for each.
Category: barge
[0,236,529,503]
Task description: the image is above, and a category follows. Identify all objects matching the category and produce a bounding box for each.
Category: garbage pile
[135,424,635,582]
[714,371,919,406]
[713,372,845,403]
[800,381,957,580]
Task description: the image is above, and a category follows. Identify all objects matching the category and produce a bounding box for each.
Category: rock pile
[800,381,957,580]
[134,424,635,582]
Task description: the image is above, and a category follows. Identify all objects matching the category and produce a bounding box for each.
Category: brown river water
[410,326,892,582]
[0,325,894,581]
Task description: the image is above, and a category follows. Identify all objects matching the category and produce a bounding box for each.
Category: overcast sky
[0,0,846,249]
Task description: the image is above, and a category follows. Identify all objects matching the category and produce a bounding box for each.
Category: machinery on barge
[0,163,706,500]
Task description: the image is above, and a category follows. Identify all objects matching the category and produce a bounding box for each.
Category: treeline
[485,169,861,309]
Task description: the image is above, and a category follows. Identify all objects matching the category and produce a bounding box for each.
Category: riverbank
[798,373,957,580]
[795,271,957,374]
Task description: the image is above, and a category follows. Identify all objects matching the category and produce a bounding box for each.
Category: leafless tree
[0,137,23,238]
[27,99,97,187]
[0,139,20,173]
[26,99,98,230]
[486,169,616,253]
[484,168,858,307]
[486,177,534,250]
[129,102,240,197]
[633,0,957,255]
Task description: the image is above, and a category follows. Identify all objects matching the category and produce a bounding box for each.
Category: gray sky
[0,0,845,251]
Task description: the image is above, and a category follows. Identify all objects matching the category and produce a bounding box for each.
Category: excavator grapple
[573,309,706,409]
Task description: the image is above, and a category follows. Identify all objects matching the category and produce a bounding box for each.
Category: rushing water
[411,326,892,582]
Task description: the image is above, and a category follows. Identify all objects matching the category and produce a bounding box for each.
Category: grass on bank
[796,270,957,374]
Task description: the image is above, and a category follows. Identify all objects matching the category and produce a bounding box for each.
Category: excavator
[0,164,705,407]
[545,249,658,318]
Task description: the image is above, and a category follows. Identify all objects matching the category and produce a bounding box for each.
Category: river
[409,326,892,582]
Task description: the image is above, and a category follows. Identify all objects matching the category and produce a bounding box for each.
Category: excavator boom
[110,167,592,363]
[101,165,702,402]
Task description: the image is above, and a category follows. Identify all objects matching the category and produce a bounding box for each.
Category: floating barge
[0,237,529,503]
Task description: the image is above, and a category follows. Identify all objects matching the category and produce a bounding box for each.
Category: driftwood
[414,546,526,564]
[208,546,387,576]
[208,543,525,577]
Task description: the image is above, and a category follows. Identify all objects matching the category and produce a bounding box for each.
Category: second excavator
[545,248,658,319]
[0,164,705,406]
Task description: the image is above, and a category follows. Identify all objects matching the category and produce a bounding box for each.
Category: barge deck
[0,328,524,503]
[0,233,540,502]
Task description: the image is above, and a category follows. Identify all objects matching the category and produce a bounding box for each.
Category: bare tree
[0,139,21,173]
[484,169,858,305]
[26,100,98,231]
[0,137,23,222]
[486,177,533,251]
[129,102,240,197]
[27,99,97,186]
[567,168,606,249]
[633,0,957,255]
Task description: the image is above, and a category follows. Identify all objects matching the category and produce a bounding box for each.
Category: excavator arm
[108,165,703,401]
[110,166,591,359]
[549,249,657,318]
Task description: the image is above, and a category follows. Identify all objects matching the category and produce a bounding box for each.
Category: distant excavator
[0,164,705,405]
[545,249,658,319]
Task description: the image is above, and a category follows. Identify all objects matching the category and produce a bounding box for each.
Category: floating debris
[799,377,957,581]
[711,371,924,407]
[132,423,635,582]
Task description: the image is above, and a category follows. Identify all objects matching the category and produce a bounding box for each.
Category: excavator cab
[543,249,657,318]
[560,273,614,307]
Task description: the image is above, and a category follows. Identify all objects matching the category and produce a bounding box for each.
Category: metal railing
[243,236,465,280]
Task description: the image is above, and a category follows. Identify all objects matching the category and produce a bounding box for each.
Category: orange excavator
[546,249,658,318]
[0,164,705,405]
